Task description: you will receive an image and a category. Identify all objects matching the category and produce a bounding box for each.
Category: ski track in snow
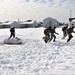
[0,28,75,75]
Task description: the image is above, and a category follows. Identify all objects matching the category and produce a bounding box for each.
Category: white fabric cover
[4,37,22,44]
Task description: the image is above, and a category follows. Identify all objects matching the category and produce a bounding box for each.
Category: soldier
[49,27,59,42]
[10,27,15,38]
[62,25,68,39]
[67,25,75,42]
[43,26,51,43]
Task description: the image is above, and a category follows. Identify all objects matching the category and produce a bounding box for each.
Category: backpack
[62,27,66,31]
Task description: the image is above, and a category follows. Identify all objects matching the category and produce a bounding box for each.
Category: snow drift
[0,27,75,75]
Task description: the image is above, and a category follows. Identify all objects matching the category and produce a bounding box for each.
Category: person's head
[72,26,74,29]
[72,24,74,27]
[71,24,73,27]
[54,27,56,29]
[49,26,51,29]
[66,25,68,28]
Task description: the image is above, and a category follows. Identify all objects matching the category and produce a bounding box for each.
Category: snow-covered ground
[0,27,75,75]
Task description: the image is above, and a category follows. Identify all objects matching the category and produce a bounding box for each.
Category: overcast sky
[0,0,75,22]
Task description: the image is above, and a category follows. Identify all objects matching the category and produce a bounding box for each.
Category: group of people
[43,26,59,43]
[43,24,75,43]
[62,24,75,42]
[9,25,75,43]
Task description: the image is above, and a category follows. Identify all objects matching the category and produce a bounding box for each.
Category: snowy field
[0,27,75,75]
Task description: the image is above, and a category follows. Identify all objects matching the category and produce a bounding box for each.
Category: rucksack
[62,27,67,31]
